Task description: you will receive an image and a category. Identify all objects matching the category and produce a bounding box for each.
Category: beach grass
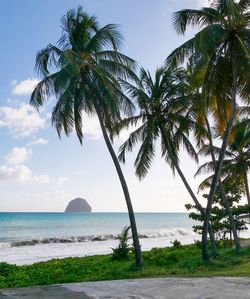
[1,242,250,289]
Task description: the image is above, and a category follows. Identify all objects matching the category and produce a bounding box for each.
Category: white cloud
[79,112,141,144]
[0,103,46,138]
[199,0,210,6]
[27,138,49,147]
[11,78,39,96]
[0,165,50,184]
[82,113,102,139]
[5,147,32,165]
[172,0,210,9]
[191,0,210,8]
[55,176,68,185]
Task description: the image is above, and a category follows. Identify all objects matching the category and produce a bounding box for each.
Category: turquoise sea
[4,212,248,265]
[0,212,195,245]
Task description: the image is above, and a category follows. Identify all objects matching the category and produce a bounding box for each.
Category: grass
[0,242,250,289]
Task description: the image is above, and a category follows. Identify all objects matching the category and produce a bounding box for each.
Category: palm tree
[203,117,241,252]
[197,119,250,205]
[182,58,245,253]
[117,66,218,250]
[187,63,241,253]
[167,0,250,260]
[30,7,143,267]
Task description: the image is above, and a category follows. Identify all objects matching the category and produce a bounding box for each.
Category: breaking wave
[0,228,194,248]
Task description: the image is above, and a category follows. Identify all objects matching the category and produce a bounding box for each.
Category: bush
[194,240,202,248]
[111,226,131,261]
[216,238,233,249]
[0,263,17,277]
[171,239,182,248]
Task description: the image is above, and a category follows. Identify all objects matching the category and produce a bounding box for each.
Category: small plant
[111,226,131,261]
[171,239,182,248]
[194,240,202,248]
[0,263,17,276]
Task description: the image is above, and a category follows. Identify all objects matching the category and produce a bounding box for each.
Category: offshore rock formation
[65,198,92,213]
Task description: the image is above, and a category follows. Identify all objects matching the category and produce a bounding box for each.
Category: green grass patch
[1,243,250,289]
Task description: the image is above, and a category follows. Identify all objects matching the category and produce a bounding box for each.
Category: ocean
[0,212,249,265]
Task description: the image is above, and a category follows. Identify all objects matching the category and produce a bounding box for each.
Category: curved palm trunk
[159,125,217,253]
[205,118,241,253]
[201,61,238,261]
[94,105,143,268]
[174,162,217,255]
[243,169,250,206]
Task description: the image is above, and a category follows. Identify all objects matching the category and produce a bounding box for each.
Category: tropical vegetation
[166,0,250,261]
[29,0,250,272]
[1,242,250,289]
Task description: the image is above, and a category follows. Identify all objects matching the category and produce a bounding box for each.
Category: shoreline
[1,242,250,290]
[0,234,198,266]
[1,229,250,266]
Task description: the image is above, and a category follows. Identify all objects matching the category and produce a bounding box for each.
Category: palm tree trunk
[201,60,238,261]
[174,162,217,255]
[205,117,241,253]
[220,184,241,252]
[243,169,250,206]
[94,104,143,268]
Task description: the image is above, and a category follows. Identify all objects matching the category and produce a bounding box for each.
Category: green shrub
[171,239,182,248]
[0,263,17,277]
[111,226,131,261]
[194,240,202,248]
[216,239,233,249]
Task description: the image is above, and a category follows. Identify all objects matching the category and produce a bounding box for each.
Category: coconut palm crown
[118,66,198,178]
[30,7,143,267]
[31,7,137,141]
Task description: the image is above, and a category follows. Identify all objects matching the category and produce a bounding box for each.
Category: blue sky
[0,0,212,212]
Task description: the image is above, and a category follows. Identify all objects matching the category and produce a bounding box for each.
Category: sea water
[0,212,248,265]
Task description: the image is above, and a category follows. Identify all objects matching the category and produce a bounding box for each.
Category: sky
[0,0,218,212]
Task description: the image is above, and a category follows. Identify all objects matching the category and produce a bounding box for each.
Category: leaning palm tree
[117,66,217,250]
[167,0,250,260]
[185,59,242,252]
[30,7,143,267]
[185,63,241,253]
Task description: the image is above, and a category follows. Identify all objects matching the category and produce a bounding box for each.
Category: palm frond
[35,45,62,76]
[87,24,123,52]
[118,122,148,163]
[166,37,196,68]
[172,8,223,35]
[195,161,215,177]
[30,73,58,108]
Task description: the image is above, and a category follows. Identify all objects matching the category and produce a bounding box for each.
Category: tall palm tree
[197,119,250,205]
[30,7,143,267]
[118,66,218,250]
[167,0,250,260]
[185,60,242,252]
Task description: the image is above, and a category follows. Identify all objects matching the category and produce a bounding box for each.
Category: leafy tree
[185,61,241,253]
[167,0,250,261]
[186,180,248,242]
[30,7,143,267]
